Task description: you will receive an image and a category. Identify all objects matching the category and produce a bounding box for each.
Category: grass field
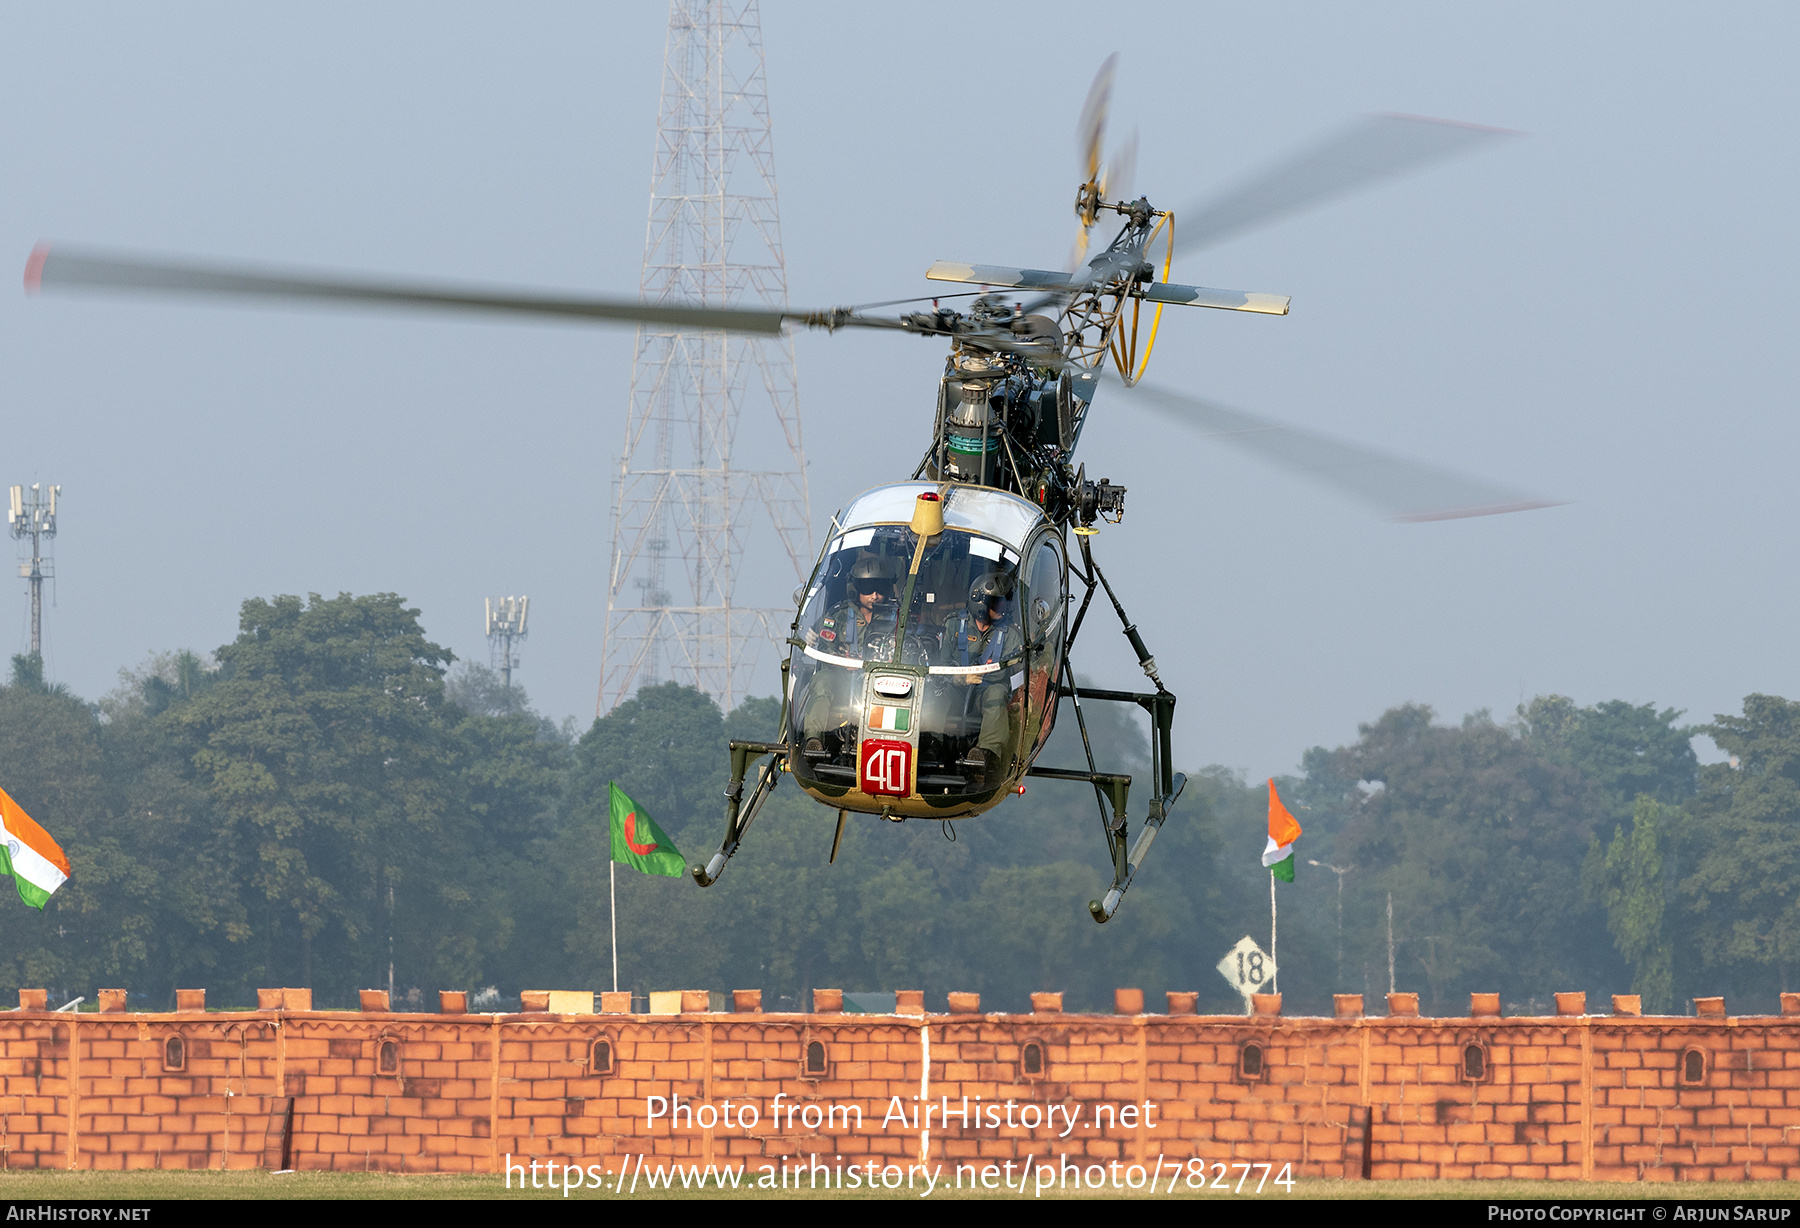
[0,1170,1795,1200]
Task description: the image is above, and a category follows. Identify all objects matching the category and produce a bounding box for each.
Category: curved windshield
[795,525,1021,671]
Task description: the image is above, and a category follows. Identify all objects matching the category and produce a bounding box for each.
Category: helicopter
[22,59,1549,922]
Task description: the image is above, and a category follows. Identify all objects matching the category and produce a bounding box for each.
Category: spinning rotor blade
[1070,54,1119,272]
[1077,54,1117,187]
[1172,114,1518,257]
[1111,377,1559,522]
[24,244,793,334]
[1103,128,1138,206]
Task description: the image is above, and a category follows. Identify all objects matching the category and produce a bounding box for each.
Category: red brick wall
[0,1001,1792,1181]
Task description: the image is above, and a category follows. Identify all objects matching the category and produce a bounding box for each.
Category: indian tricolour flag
[0,785,69,910]
[867,704,910,733]
[1261,779,1303,884]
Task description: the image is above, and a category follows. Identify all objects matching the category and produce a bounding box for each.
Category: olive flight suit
[801,599,898,746]
[938,608,1023,759]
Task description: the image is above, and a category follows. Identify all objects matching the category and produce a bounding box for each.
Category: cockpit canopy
[796,483,1046,670]
[835,482,1042,551]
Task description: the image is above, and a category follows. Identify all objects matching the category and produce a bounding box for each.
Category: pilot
[938,570,1023,785]
[801,554,900,759]
[819,555,899,657]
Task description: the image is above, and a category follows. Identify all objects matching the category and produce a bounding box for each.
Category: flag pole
[1270,870,1278,996]
[610,859,619,994]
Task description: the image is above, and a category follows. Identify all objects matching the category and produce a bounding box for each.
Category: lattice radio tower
[597,0,811,715]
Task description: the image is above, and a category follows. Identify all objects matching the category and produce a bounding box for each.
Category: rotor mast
[598,0,812,715]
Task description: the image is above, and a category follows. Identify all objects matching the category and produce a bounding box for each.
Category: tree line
[0,590,1790,1015]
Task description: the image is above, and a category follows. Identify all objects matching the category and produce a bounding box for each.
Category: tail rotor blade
[1076,53,1117,185]
[1172,114,1519,257]
[1066,54,1120,279]
[1110,376,1560,522]
[1103,127,1138,206]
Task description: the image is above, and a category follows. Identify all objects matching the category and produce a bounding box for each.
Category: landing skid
[691,738,786,887]
[1030,690,1186,924]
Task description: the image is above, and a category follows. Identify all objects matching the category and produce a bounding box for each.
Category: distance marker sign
[1216,935,1276,1011]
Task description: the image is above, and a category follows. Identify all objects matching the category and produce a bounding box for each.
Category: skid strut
[1048,533,1188,922]
[692,739,785,887]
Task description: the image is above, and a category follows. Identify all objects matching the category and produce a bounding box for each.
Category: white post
[1387,891,1396,995]
[611,859,619,994]
[1270,871,1278,996]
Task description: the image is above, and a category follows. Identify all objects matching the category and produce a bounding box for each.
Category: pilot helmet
[850,554,897,599]
[968,571,1014,621]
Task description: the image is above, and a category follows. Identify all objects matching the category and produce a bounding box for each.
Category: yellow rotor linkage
[1109,212,1174,387]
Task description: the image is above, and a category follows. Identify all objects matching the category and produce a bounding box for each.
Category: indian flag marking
[868,704,911,733]
[0,786,70,910]
[1262,778,1303,884]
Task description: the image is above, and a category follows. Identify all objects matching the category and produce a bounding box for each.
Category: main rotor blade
[925,261,1078,291]
[1172,114,1518,257]
[24,245,792,334]
[1142,282,1290,315]
[1111,377,1560,521]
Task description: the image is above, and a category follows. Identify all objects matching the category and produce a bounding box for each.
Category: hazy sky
[3,3,1796,779]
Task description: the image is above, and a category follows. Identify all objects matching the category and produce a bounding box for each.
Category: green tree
[173,593,459,1000]
[1518,695,1696,1010]
[1587,795,1676,1012]
[9,653,70,698]
[1681,694,1800,998]
[0,673,112,998]
[558,683,731,996]
[1521,695,1696,819]
[1321,705,1615,1012]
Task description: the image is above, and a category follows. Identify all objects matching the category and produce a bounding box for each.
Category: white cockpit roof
[833,482,1046,550]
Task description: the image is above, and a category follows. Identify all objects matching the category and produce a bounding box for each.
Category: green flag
[609,782,685,877]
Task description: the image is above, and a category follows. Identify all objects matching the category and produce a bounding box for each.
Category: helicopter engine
[939,352,1008,486]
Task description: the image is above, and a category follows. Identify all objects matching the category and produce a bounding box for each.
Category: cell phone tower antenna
[8,484,58,660]
[485,596,529,704]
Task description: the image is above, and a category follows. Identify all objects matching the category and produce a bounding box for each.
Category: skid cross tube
[1027,762,1133,877]
[692,739,786,887]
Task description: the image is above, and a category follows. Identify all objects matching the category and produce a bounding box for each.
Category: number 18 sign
[1215,935,1276,1012]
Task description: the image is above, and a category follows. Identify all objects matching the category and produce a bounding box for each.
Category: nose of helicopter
[858,671,918,798]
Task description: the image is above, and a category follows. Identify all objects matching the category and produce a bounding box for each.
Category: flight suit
[938,608,1023,759]
[801,599,897,747]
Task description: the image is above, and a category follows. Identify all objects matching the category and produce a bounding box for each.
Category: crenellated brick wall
[2,986,1797,1182]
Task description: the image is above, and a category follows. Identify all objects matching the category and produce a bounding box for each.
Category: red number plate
[859,739,913,797]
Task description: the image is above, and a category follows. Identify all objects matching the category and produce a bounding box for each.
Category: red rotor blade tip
[23,244,49,295]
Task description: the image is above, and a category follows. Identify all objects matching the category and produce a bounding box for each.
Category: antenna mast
[485,596,529,704]
[8,484,58,659]
[597,0,812,715]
